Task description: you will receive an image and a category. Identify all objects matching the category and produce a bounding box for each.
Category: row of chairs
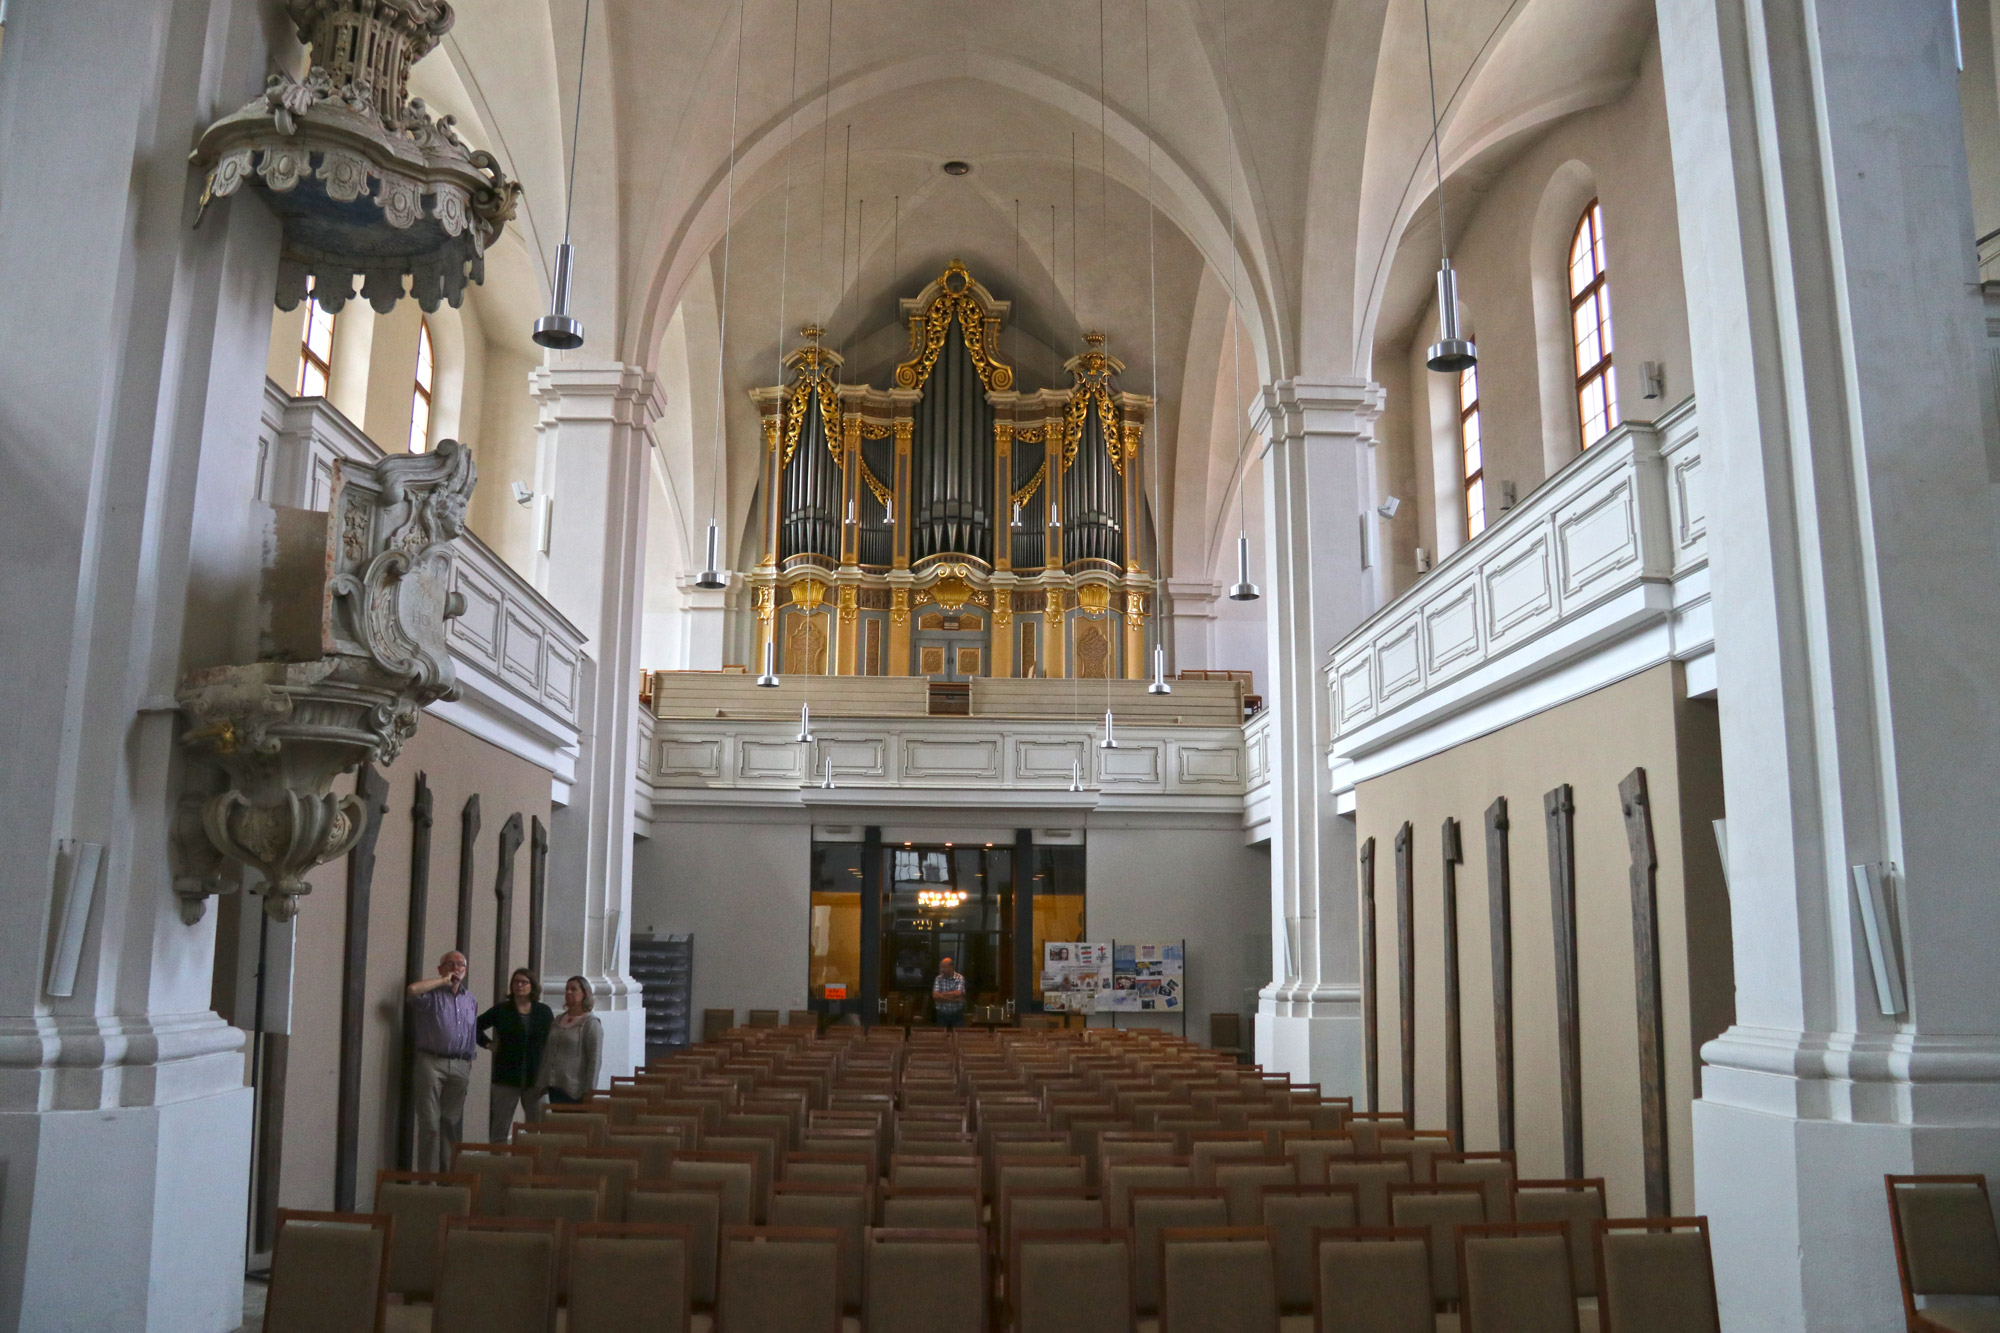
[263,1025,1722,1330]
[267,1195,1716,1332]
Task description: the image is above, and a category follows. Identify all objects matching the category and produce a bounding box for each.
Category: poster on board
[1041,941,1111,1012]
[1102,941,1184,1011]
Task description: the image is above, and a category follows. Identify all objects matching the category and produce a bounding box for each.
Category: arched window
[1460,365,1485,539]
[408,320,434,453]
[295,290,335,398]
[1570,200,1618,447]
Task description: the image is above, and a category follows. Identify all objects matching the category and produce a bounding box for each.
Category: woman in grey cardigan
[534,975,602,1104]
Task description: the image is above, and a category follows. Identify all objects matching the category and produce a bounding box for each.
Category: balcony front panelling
[546,643,579,712]
[657,738,725,780]
[1484,531,1556,650]
[1015,737,1089,782]
[1326,401,1703,746]
[1335,654,1375,728]
[1099,743,1164,786]
[1174,742,1243,787]
[741,740,806,782]
[819,737,890,780]
[1423,576,1483,681]
[1555,473,1642,603]
[453,568,504,659]
[1375,616,1425,709]
[902,735,1004,782]
[500,608,544,694]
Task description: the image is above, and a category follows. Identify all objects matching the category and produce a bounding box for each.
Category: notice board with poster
[1040,941,1111,1012]
[1102,941,1185,1013]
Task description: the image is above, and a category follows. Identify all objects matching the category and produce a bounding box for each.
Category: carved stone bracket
[188,1,520,313]
[174,442,477,923]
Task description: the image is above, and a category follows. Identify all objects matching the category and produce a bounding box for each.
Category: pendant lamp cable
[560,0,589,249]
[1143,0,1169,694]
[1423,0,1448,268]
[532,0,592,347]
[1420,0,1475,372]
[1220,0,1259,601]
[757,0,804,678]
[698,0,747,587]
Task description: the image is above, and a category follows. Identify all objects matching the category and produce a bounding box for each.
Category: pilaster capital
[1166,579,1222,618]
[529,362,666,430]
[1251,377,1385,446]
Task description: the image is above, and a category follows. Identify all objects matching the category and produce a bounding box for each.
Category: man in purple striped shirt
[406,950,479,1170]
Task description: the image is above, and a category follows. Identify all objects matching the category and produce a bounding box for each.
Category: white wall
[632,816,813,1022]
[1084,818,1272,1042]
[1380,32,1694,570]
[630,808,1270,1048]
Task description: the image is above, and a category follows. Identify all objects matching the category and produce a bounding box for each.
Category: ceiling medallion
[190,0,522,314]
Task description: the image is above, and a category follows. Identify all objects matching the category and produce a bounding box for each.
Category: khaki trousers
[488,1081,544,1143]
[414,1050,471,1172]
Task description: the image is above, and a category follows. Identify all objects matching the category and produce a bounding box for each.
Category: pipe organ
[751,260,1155,681]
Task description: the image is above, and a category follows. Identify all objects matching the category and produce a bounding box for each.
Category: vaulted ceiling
[412,0,1655,581]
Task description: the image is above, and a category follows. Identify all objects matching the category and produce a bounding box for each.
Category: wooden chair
[627,1181,724,1309]
[1257,1185,1360,1312]
[371,1170,475,1301]
[1456,1221,1578,1333]
[1312,1226,1435,1333]
[1433,1151,1517,1221]
[1514,1178,1608,1301]
[746,1009,782,1029]
[1595,1216,1723,1333]
[450,1143,537,1217]
[702,1009,735,1043]
[566,1222,693,1333]
[863,1228,988,1333]
[1011,1229,1136,1333]
[716,1225,843,1333]
[766,1182,870,1310]
[1208,1012,1245,1062]
[1326,1156,1415,1229]
[878,1184,981,1231]
[1157,1226,1280,1333]
[1388,1182,1487,1308]
[432,1216,559,1333]
[1129,1188,1229,1314]
[265,1209,393,1333]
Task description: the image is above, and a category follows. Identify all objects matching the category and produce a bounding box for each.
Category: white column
[677,572,731,670]
[0,0,278,1326]
[1166,578,1220,672]
[1658,2,2000,1329]
[1252,380,1384,1090]
[531,365,661,1079]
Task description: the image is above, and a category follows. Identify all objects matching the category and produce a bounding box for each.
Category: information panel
[1041,942,1111,1012]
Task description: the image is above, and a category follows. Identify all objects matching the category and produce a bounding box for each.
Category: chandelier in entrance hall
[749,260,1155,686]
[190,0,521,314]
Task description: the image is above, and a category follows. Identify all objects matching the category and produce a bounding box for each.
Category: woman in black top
[477,967,554,1141]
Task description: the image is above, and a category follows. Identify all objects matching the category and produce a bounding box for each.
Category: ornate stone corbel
[174,442,477,923]
[188,1,520,313]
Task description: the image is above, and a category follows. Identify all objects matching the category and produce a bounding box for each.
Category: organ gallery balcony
[1324,397,1708,802]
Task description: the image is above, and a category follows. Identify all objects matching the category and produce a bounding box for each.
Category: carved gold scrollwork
[839,584,858,623]
[1010,460,1048,508]
[892,260,1016,394]
[891,587,910,625]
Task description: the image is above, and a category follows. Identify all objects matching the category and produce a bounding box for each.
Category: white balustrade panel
[260,381,587,795]
[641,715,1248,812]
[1326,399,1705,776]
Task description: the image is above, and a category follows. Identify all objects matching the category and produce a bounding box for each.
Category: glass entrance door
[880,843,1012,1024]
